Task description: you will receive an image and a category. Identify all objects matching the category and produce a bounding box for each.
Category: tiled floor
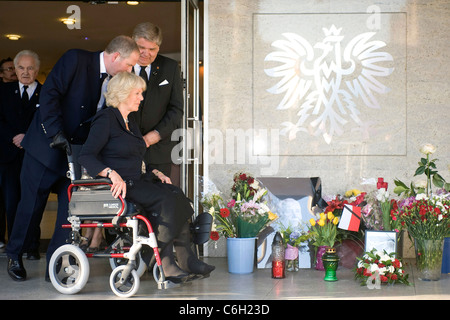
[0,253,449,301]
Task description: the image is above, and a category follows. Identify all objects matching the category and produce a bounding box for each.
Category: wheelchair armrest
[71,177,112,186]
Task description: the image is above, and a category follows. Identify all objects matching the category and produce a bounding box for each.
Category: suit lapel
[87,52,102,112]
[148,55,162,90]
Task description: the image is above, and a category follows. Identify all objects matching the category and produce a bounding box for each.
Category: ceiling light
[127,1,139,5]
[61,18,76,25]
[6,34,21,40]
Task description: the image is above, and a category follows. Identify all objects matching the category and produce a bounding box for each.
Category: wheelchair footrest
[157,280,181,290]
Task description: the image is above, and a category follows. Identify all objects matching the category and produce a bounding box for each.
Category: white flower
[253,188,267,202]
[420,143,436,155]
[250,180,260,190]
[209,207,215,215]
[416,193,428,201]
[370,264,380,274]
[376,188,389,201]
[414,180,427,189]
[258,203,270,214]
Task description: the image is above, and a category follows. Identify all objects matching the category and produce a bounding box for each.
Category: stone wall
[204,0,449,257]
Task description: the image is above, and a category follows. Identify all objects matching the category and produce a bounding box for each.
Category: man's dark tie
[22,85,29,103]
[97,74,110,111]
[139,66,148,82]
[139,66,148,101]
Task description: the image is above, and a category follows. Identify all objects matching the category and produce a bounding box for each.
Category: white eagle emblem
[264,25,394,144]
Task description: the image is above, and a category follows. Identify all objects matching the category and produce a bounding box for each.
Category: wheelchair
[48,146,212,298]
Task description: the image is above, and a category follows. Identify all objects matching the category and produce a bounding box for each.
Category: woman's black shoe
[166,273,194,284]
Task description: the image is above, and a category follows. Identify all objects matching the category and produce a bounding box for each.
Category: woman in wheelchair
[78,71,214,283]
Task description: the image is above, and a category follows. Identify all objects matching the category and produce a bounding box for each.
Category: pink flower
[227,199,236,208]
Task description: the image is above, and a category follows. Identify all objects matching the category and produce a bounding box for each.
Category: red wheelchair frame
[48,158,173,297]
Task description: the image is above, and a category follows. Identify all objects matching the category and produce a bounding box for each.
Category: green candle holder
[322,247,339,282]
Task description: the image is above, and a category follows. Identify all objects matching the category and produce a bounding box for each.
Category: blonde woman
[79,72,214,282]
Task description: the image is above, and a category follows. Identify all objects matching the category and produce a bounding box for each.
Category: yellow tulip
[319,212,325,220]
[344,189,353,197]
[345,189,362,197]
[318,218,325,227]
[309,218,316,227]
[327,211,334,221]
[332,217,339,225]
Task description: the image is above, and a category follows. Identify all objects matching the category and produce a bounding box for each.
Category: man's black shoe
[7,258,27,281]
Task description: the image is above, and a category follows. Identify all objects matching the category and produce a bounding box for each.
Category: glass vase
[285,244,299,272]
[414,238,444,281]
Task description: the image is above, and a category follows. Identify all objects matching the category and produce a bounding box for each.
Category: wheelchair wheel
[109,265,140,298]
[108,235,146,277]
[49,244,90,295]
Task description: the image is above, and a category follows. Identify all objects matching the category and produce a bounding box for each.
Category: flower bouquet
[309,212,339,248]
[201,172,278,274]
[393,194,450,240]
[308,212,340,270]
[278,224,311,271]
[392,144,450,280]
[201,172,278,240]
[360,178,402,232]
[393,194,450,280]
[354,248,410,286]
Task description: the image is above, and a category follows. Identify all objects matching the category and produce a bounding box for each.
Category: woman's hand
[152,169,172,184]
[101,168,126,198]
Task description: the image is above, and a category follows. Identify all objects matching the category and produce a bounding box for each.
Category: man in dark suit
[131,22,184,178]
[0,58,18,84]
[6,35,140,281]
[0,50,42,259]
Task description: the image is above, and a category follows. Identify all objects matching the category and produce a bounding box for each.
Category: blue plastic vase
[442,237,450,274]
[227,237,256,274]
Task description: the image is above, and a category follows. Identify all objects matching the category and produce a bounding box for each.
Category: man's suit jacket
[130,54,184,165]
[0,81,41,164]
[21,49,103,176]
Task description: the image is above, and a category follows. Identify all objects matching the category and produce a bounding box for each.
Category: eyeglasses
[17,66,35,72]
[1,67,15,72]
